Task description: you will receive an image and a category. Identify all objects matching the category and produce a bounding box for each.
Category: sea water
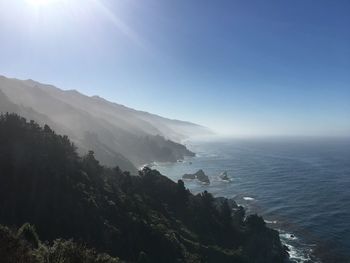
[153,137,350,263]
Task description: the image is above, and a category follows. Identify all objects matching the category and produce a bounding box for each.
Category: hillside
[0,75,211,172]
[0,114,288,262]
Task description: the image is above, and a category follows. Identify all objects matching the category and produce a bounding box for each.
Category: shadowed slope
[0,114,287,262]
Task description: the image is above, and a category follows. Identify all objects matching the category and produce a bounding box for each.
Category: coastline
[142,136,350,262]
[151,148,317,263]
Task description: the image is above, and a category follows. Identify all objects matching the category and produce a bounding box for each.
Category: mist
[0,75,212,172]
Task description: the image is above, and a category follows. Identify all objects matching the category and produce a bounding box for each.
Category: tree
[200,190,214,209]
[245,214,266,231]
[17,223,40,249]
[233,206,245,226]
[221,199,232,227]
[82,150,103,184]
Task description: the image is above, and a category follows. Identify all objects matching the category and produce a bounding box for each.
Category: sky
[0,0,349,136]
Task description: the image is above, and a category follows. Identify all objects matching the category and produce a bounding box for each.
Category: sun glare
[25,0,58,7]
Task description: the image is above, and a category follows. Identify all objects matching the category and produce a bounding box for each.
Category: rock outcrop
[183,169,210,184]
[219,171,230,181]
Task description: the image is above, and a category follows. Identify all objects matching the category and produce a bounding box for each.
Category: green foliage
[17,223,40,248]
[233,206,245,226]
[220,199,233,227]
[137,251,151,263]
[0,224,37,263]
[0,114,287,263]
[0,224,121,263]
[33,239,120,263]
[245,214,266,231]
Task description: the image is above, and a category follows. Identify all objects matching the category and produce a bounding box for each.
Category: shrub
[17,223,40,249]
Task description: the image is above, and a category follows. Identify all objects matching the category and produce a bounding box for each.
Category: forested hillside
[0,114,287,263]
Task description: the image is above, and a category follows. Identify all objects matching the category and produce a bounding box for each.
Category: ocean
[152,137,350,263]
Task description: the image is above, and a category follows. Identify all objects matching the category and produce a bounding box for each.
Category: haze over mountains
[0,75,211,173]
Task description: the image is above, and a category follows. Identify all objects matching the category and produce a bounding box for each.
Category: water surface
[154,137,350,262]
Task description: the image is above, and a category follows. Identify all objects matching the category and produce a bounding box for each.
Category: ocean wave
[243,196,255,201]
[280,232,298,241]
[264,219,278,224]
[217,177,233,183]
[285,244,312,263]
[279,231,315,263]
[196,152,220,158]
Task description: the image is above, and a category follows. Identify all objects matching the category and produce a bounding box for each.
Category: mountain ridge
[8,75,208,132]
[0,75,211,172]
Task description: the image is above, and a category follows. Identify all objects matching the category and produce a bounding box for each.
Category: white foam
[264,220,278,224]
[218,177,233,183]
[243,196,255,201]
[235,203,245,208]
[280,232,298,241]
[285,244,311,262]
[279,232,314,263]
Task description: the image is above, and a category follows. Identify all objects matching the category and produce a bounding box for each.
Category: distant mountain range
[0,75,212,173]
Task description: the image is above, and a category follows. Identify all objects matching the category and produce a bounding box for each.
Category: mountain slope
[0,75,210,171]
[0,114,288,262]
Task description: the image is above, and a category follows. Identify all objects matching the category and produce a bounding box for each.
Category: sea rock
[219,171,230,181]
[183,173,196,180]
[195,170,210,184]
[182,169,210,184]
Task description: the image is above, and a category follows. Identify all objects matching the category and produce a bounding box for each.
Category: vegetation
[0,224,120,263]
[0,113,288,262]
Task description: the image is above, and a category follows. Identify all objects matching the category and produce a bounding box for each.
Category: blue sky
[0,0,349,136]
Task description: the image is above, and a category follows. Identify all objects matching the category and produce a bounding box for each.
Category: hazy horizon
[1,0,349,136]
